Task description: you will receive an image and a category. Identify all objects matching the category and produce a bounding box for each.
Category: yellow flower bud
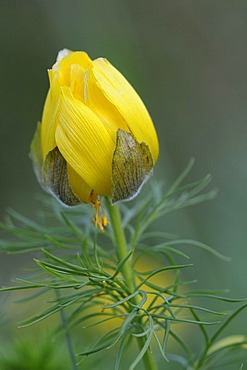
[30,49,159,216]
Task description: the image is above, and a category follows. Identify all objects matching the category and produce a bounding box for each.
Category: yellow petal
[55,86,114,196]
[50,51,92,89]
[41,78,61,159]
[92,58,159,163]
[50,51,129,140]
[67,164,93,203]
[84,68,130,139]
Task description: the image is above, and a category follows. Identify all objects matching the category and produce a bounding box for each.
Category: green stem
[105,198,158,370]
[105,198,135,293]
[56,289,78,370]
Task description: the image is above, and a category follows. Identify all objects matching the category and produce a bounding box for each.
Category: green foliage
[0,160,246,370]
[0,336,69,370]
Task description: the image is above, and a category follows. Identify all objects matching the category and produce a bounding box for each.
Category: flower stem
[105,198,158,370]
[105,198,135,293]
[56,289,78,370]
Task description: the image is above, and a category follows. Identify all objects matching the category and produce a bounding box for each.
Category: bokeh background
[1,0,247,367]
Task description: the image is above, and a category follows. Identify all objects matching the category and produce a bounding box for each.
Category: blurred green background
[0,0,247,366]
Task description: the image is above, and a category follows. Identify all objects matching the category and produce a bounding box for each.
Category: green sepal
[30,122,43,186]
[112,129,153,204]
[43,147,81,206]
[30,123,80,206]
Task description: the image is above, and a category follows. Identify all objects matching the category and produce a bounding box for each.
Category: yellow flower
[30,49,159,228]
